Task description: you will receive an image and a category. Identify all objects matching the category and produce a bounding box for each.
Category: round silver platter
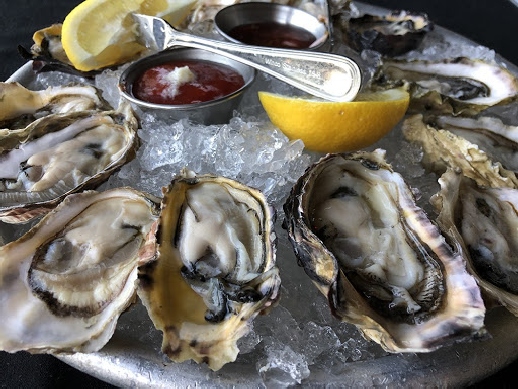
[7,2,518,387]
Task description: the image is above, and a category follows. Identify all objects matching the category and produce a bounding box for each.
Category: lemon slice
[258,88,410,153]
[61,0,197,71]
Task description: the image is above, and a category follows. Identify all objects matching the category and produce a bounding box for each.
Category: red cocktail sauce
[228,22,317,48]
[132,60,245,105]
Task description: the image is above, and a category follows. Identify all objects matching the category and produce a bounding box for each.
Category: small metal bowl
[214,2,328,49]
[119,48,256,124]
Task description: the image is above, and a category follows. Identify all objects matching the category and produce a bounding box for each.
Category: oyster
[17,24,85,76]
[403,114,518,316]
[403,114,518,188]
[0,188,160,353]
[283,150,486,353]
[0,101,138,223]
[432,115,518,173]
[431,169,518,316]
[346,10,433,56]
[138,170,280,371]
[0,82,110,128]
[374,57,518,114]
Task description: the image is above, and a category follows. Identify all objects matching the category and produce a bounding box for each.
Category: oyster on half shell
[0,188,160,354]
[374,57,518,115]
[403,114,518,315]
[0,82,110,128]
[138,170,280,371]
[283,150,486,353]
[403,114,518,188]
[431,115,518,174]
[431,169,518,316]
[0,99,138,223]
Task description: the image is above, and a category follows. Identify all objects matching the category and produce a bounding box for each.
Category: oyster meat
[283,150,486,353]
[0,188,160,353]
[374,57,518,114]
[0,99,138,223]
[138,170,280,371]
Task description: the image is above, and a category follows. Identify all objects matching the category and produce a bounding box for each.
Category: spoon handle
[132,14,361,102]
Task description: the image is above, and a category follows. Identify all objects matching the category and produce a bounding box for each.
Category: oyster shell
[0,188,160,353]
[0,100,138,223]
[0,82,110,129]
[374,57,518,114]
[17,24,87,76]
[403,114,518,188]
[346,10,433,56]
[283,150,486,353]
[137,170,280,371]
[431,169,518,316]
[432,115,518,173]
[403,114,518,316]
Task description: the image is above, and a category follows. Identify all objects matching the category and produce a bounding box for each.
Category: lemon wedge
[61,0,197,72]
[258,88,410,153]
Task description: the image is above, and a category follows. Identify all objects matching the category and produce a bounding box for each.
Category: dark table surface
[1,0,517,387]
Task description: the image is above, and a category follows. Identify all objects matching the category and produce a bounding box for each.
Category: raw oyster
[374,57,518,114]
[0,101,138,223]
[17,24,85,76]
[138,169,280,371]
[0,188,160,353]
[431,169,518,316]
[403,114,518,315]
[346,10,433,56]
[403,114,518,188]
[0,82,110,128]
[283,150,486,353]
[432,115,518,173]
[30,24,69,64]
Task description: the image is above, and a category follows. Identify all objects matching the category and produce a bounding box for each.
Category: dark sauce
[228,21,317,49]
[133,60,245,105]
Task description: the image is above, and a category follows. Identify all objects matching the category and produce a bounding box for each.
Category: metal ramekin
[214,2,328,50]
[119,48,256,125]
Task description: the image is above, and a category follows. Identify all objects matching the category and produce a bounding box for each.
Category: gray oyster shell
[0,93,139,223]
[0,187,160,354]
[137,169,280,371]
[283,149,486,353]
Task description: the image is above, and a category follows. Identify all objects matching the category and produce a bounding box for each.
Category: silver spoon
[131,13,362,102]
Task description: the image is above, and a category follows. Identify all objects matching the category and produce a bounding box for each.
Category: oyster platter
[2,0,518,386]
